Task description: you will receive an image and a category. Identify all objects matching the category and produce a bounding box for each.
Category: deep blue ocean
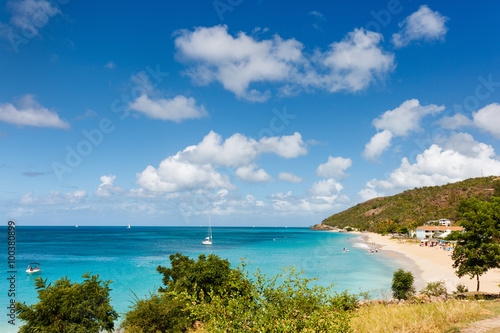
[1,227,405,332]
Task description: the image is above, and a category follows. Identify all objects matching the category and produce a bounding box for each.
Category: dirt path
[461,315,500,332]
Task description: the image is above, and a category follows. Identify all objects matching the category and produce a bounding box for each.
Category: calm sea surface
[1,226,405,332]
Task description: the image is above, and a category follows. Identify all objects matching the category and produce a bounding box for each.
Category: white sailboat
[127,224,131,229]
[202,216,213,245]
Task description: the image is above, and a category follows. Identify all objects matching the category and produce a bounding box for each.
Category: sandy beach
[356,232,500,294]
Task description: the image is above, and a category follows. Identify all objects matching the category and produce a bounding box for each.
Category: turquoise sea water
[1,227,405,332]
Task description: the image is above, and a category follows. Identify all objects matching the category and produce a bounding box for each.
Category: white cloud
[320,28,395,92]
[95,175,123,197]
[363,99,444,161]
[136,131,307,193]
[129,94,207,122]
[473,103,500,138]
[0,0,61,38]
[136,153,233,192]
[368,140,500,192]
[442,132,483,157]
[235,164,273,183]
[316,156,352,179]
[436,113,472,130]
[258,132,307,158]
[278,172,303,183]
[392,5,448,48]
[373,99,444,136]
[358,182,383,201]
[183,131,307,167]
[0,95,70,129]
[310,178,343,196]
[268,179,349,215]
[362,130,393,161]
[175,25,395,101]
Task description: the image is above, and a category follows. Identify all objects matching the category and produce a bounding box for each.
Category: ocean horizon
[1,226,406,332]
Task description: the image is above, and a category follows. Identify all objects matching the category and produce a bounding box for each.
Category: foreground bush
[184,266,354,332]
[420,281,447,297]
[15,273,118,333]
[391,269,415,300]
[121,293,190,333]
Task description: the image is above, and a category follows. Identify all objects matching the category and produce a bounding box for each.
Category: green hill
[321,176,500,233]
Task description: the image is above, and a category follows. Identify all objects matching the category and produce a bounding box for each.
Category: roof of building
[416,226,464,231]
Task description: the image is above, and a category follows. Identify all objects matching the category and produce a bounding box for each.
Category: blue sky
[1,0,499,226]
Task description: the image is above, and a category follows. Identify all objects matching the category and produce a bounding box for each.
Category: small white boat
[127,224,131,229]
[75,224,78,228]
[202,216,213,245]
[26,263,41,274]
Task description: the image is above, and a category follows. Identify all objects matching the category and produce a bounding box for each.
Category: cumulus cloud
[235,164,273,183]
[0,95,70,129]
[95,175,123,197]
[366,138,500,193]
[358,182,383,201]
[363,99,444,161]
[127,71,207,122]
[362,130,393,161]
[258,132,307,158]
[136,154,233,192]
[129,94,207,122]
[373,99,444,136]
[316,156,352,179]
[436,113,472,130]
[268,178,349,214]
[310,178,343,197]
[392,5,448,48]
[175,25,395,101]
[473,103,500,138]
[136,131,307,193]
[278,172,303,183]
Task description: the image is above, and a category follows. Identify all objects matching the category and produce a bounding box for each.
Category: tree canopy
[452,196,500,291]
[15,272,118,333]
[156,253,250,300]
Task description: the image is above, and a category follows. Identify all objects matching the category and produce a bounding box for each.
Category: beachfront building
[424,218,452,226]
[415,226,464,240]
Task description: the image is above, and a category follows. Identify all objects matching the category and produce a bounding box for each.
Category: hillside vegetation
[322,176,500,233]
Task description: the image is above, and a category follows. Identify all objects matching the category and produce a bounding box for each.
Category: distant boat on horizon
[202,216,213,245]
[75,224,78,228]
[127,224,131,229]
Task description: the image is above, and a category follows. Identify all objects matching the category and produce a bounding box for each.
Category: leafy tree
[391,269,415,300]
[445,230,461,241]
[156,253,250,300]
[123,253,251,332]
[15,272,118,333]
[452,197,500,291]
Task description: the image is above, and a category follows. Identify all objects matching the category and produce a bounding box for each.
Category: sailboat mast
[209,216,212,240]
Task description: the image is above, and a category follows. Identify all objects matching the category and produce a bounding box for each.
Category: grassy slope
[322,176,500,230]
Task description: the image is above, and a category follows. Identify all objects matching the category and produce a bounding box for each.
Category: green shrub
[420,281,447,297]
[185,266,354,332]
[454,283,469,294]
[121,293,190,333]
[15,273,118,333]
[391,269,415,300]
